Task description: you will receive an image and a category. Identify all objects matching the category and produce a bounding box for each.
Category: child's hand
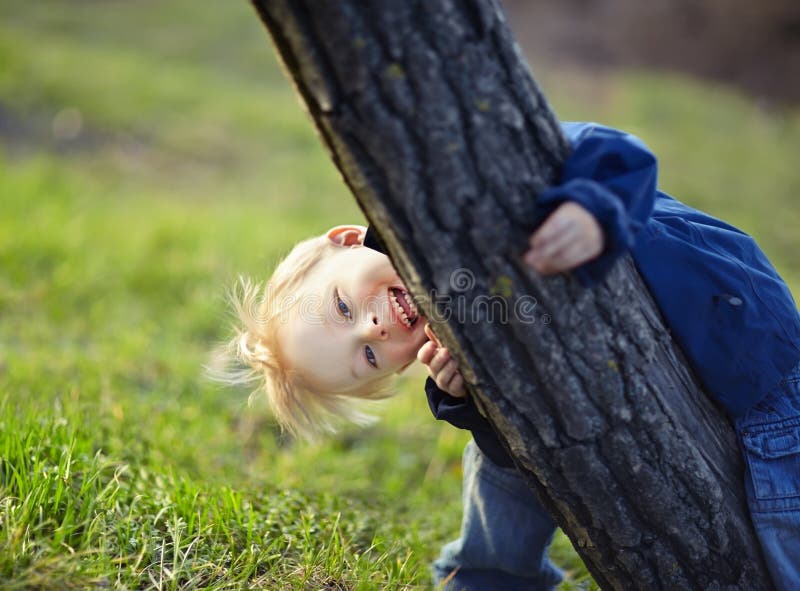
[524,202,604,274]
[417,324,467,398]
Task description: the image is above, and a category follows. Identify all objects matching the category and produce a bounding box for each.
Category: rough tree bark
[250,1,773,589]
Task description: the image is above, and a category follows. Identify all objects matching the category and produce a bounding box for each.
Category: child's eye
[365,345,378,369]
[335,290,352,320]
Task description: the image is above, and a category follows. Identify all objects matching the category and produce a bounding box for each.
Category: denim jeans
[433,363,800,591]
[432,440,563,591]
[735,360,800,591]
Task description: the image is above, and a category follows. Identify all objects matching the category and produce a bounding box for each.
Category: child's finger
[527,220,582,270]
[530,205,576,247]
[529,224,578,263]
[424,323,442,347]
[547,238,602,272]
[427,347,451,374]
[447,373,467,398]
[529,208,565,244]
[529,234,580,273]
[416,341,438,365]
[529,220,559,252]
[435,360,459,391]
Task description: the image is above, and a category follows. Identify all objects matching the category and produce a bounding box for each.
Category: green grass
[0,1,797,589]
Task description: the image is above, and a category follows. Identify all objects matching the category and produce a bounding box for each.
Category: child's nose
[363,314,389,340]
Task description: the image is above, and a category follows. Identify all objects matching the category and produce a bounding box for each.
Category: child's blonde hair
[211,234,394,440]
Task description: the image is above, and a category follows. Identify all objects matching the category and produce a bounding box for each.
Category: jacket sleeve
[537,122,658,286]
[425,377,515,468]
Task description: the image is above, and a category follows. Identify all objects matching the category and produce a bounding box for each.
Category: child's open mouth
[389,287,419,330]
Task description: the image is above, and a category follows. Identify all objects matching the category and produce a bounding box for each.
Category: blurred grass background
[0,0,798,589]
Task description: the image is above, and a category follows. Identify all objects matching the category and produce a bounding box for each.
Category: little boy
[220,122,800,590]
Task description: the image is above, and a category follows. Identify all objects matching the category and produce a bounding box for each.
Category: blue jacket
[366,122,800,468]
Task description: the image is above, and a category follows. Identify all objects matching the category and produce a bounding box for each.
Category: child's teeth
[389,287,416,328]
[398,289,418,319]
[391,294,406,327]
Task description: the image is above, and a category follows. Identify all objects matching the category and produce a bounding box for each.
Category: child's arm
[418,324,516,467]
[528,122,659,285]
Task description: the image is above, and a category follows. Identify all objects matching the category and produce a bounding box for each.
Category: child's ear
[326,225,367,248]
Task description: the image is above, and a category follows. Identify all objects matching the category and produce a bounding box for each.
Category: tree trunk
[250,1,773,589]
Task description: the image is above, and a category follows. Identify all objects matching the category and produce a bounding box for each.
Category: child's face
[279,226,428,393]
